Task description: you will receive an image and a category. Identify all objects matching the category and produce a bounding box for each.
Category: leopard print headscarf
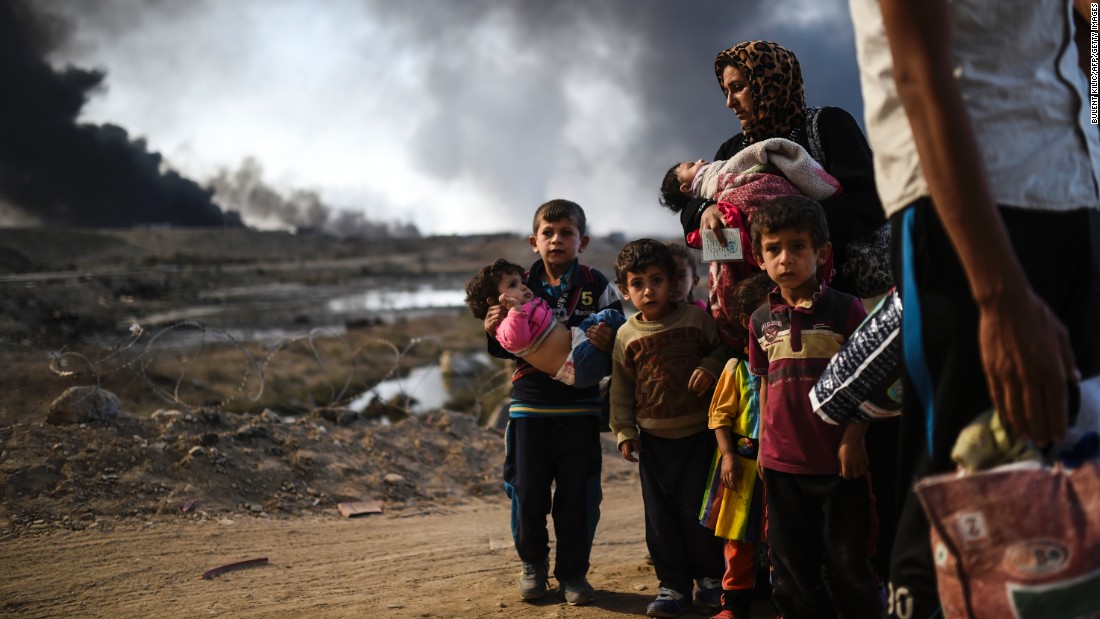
[714,41,806,145]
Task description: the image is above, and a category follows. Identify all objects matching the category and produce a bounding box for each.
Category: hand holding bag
[913,376,1100,618]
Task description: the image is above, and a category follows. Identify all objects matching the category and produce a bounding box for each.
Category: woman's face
[720,64,754,125]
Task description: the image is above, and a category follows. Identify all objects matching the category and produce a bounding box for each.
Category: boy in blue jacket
[483,199,623,606]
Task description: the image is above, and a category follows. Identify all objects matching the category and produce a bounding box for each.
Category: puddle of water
[348,352,497,416]
[136,282,467,342]
[327,286,465,313]
[350,365,448,415]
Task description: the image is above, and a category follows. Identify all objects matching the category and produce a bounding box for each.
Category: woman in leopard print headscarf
[713,41,806,146]
[674,41,898,619]
[678,40,889,301]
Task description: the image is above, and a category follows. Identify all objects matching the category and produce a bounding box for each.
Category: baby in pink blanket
[465,259,624,388]
[658,138,841,351]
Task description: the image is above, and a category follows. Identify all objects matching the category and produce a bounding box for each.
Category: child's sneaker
[693,577,723,611]
[646,587,691,618]
[518,560,549,601]
[561,576,596,606]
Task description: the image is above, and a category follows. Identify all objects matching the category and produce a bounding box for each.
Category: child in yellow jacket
[698,271,774,619]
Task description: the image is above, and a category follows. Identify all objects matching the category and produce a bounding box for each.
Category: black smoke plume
[209,158,420,240]
[0,0,228,227]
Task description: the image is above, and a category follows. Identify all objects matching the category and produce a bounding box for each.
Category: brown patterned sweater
[610,303,728,447]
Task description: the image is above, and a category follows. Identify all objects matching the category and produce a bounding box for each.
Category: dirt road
[1,454,773,618]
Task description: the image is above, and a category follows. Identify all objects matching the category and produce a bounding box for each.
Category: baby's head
[658,159,708,213]
[464,259,529,319]
[665,242,700,304]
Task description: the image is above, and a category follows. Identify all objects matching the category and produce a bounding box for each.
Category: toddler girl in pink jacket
[465,259,624,388]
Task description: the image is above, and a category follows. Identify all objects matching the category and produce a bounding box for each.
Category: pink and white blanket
[685,138,842,351]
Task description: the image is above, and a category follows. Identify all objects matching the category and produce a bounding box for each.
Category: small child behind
[696,271,774,619]
[746,196,879,618]
[465,259,624,389]
[609,239,729,617]
[666,242,706,310]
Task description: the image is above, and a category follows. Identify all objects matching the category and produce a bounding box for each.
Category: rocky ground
[0,227,779,618]
[0,227,621,541]
[0,401,504,540]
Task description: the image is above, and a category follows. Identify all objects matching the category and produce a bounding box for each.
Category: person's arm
[880,0,1077,446]
[1073,0,1091,77]
[585,277,625,352]
[680,133,747,245]
[690,313,729,394]
[708,362,742,489]
[838,422,869,479]
[610,338,640,461]
[484,304,516,361]
[1074,0,1091,19]
[680,197,717,248]
[715,426,741,490]
[756,376,767,480]
[492,308,526,350]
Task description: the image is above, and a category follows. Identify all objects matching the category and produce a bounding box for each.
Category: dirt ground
[0,410,773,618]
[0,227,767,618]
[1,449,649,618]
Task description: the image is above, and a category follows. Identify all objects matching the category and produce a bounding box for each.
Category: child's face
[620,265,673,322]
[671,255,699,303]
[754,228,830,300]
[496,271,534,305]
[529,217,588,270]
[676,160,707,195]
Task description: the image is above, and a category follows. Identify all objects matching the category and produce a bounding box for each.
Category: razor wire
[29,320,515,422]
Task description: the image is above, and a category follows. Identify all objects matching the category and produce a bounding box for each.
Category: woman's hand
[700,203,727,246]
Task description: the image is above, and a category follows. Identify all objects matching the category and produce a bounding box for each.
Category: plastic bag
[810,288,902,424]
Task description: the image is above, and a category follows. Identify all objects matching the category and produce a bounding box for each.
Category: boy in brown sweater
[609,239,728,618]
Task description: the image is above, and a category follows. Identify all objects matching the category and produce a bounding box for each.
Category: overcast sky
[30,0,864,237]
